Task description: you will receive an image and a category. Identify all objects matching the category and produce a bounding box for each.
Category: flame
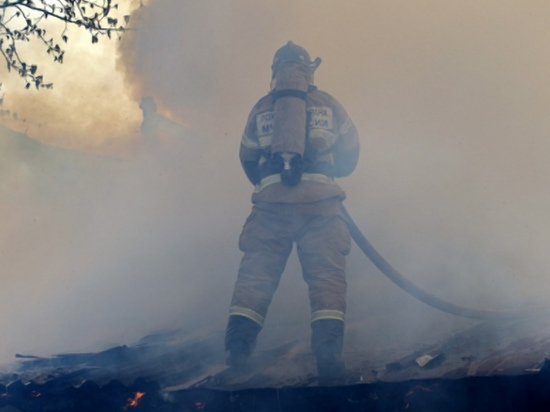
[405,384,435,409]
[406,385,433,397]
[124,391,145,410]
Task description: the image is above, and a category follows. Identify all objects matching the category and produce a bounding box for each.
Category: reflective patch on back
[308,106,333,130]
[256,111,274,137]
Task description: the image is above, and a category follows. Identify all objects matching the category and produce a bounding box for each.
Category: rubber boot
[224,315,261,372]
[311,319,346,386]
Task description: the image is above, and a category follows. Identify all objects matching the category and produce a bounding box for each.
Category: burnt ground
[2,315,550,410]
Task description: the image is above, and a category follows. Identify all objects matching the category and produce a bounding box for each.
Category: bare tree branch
[0,0,131,89]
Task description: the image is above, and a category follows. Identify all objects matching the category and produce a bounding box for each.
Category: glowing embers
[124,391,146,410]
[30,390,42,398]
[0,378,164,411]
[405,384,435,410]
[194,399,206,411]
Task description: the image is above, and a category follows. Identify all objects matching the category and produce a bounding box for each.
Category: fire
[405,384,434,409]
[406,385,433,397]
[123,391,145,410]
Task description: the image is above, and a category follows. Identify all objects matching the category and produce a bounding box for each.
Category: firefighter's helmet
[271,41,320,76]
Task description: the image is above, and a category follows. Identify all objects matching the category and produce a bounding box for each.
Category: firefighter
[225,41,360,385]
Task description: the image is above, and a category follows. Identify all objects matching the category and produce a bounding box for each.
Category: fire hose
[342,205,539,320]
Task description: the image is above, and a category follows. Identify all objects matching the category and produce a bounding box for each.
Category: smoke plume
[1,0,550,366]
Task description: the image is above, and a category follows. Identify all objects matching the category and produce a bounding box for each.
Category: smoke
[2,0,550,367]
[0,129,246,363]
[0,1,141,155]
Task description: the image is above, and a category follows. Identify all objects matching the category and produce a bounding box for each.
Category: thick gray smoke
[2,0,550,366]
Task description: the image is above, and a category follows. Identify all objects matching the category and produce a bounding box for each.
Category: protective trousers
[226,197,351,353]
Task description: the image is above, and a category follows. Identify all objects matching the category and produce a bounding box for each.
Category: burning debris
[123,391,146,410]
[2,315,550,410]
[0,378,166,412]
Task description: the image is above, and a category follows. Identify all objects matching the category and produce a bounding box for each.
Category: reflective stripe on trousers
[229,306,265,327]
[311,309,345,323]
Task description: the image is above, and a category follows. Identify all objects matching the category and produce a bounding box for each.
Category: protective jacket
[240,85,360,204]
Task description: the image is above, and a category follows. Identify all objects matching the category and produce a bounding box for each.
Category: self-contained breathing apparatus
[266,41,323,187]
